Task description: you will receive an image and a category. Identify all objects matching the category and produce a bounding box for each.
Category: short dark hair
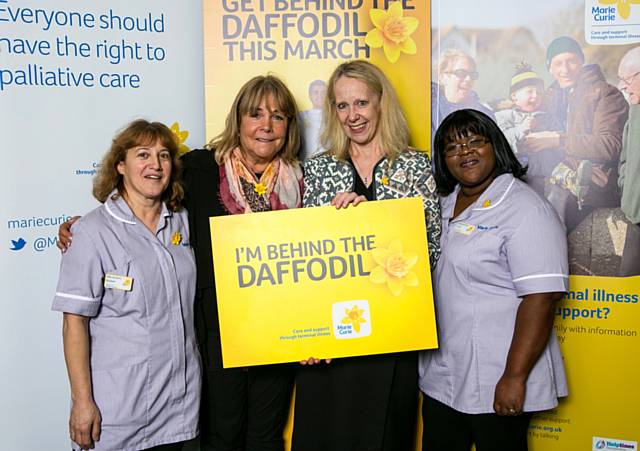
[432,109,527,196]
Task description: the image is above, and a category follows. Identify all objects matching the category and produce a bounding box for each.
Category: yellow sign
[530,275,640,449]
[209,197,438,368]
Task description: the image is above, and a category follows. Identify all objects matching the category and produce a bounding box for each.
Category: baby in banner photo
[496,63,562,196]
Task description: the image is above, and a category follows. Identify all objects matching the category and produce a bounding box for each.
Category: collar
[443,173,516,219]
[104,190,171,225]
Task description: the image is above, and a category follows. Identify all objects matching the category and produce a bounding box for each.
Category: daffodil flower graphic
[365,2,419,63]
[254,182,267,196]
[370,240,419,296]
[171,122,190,154]
[599,0,640,19]
[341,305,367,332]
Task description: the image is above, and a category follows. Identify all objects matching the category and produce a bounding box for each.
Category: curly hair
[322,60,409,161]
[92,119,184,211]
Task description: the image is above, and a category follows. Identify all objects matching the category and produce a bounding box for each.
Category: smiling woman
[421,109,569,451]
[52,120,200,451]
[181,75,303,451]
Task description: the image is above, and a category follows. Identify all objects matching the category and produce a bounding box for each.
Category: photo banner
[432,0,640,448]
[204,0,431,152]
[209,198,438,368]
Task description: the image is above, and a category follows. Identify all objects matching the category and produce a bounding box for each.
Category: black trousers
[197,288,294,451]
[421,395,533,451]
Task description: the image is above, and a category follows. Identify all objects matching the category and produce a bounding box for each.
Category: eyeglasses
[444,137,489,157]
[618,71,640,87]
[445,69,479,81]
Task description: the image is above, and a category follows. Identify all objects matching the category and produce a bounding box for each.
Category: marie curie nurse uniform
[52,193,201,450]
[420,174,569,414]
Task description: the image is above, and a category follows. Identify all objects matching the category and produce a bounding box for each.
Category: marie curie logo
[596,0,640,20]
[332,300,371,339]
[593,437,638,450]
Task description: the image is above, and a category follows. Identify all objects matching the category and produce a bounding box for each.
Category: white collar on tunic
[443,173,516,218]
[103,190,171,225]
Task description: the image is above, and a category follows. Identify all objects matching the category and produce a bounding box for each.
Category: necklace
[352,156,378,186]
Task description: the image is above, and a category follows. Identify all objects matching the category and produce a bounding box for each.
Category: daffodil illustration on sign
[341,305,367,332]
[370,240,418,296]
[365,2,419,63]
[599,0,640,19]
[171,122,190,154]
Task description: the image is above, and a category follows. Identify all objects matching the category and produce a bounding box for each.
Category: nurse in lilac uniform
[419,109,568,451]
[52,120,201,451]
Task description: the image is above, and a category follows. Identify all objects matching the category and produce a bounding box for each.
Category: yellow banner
[204,0,431,150]
[209,197,438,368]
[530,275,640,449]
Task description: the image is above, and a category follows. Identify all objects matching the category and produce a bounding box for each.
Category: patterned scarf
[219,147,303,214]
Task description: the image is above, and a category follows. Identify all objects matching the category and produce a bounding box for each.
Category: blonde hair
[322,60,409,161]
[207,75,301,165]
[93,120,183,211]
[437,48,476,78]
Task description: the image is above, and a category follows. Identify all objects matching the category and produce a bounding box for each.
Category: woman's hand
[299,357,332,365]
[57,216,80,252]
[330,192,367,209]
[493,292,562,416]
[493,374,526,416]
[70,398,101,449]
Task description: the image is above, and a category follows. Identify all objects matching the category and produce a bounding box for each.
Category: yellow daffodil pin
[365,2,419,63]
[482,199,492,208]
[171,231,182,246]
[341,305,367,332]
[254,183,267,196]
[369,240,419,296]
[381,175,390,185]
[599,0,640,19]
[171,122,190,154]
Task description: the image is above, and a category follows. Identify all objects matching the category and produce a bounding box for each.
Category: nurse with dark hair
[421,109,569,451]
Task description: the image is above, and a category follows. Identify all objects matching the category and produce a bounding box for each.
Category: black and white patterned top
[303,150,441,268]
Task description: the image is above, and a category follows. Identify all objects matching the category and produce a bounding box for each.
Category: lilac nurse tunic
[419,174,569,414]
[52,193,201,450]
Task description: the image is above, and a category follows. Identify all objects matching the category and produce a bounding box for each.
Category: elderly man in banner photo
[523,36,628,231]
[617,46,640,277]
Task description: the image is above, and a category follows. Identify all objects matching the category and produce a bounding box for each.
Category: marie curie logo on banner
[585,0,640,44]
[332,300,371,339]
[593,437,638,450]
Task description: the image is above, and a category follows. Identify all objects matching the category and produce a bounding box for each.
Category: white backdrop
[0,0,205,448]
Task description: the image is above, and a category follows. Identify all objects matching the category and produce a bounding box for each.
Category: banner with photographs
[431,0,639,449]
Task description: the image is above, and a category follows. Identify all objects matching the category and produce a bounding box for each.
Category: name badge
[453,222,476,235]
[104,273,133,291]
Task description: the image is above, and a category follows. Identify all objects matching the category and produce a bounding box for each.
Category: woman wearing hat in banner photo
[292,60,441,451]
[496,62,562,196]
[59,76,303,451]
[52,120,201,451]
[421,109,568,451]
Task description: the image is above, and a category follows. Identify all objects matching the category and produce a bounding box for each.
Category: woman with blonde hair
[292,60,441,451]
